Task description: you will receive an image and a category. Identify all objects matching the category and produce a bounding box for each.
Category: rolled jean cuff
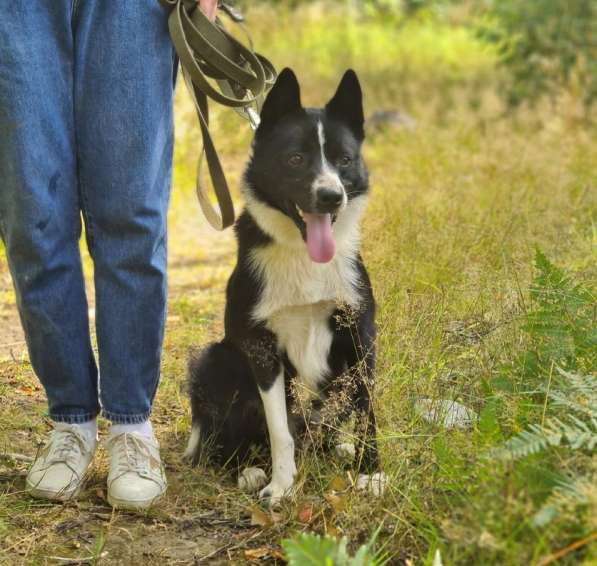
[102,410,151,424]
[49,411,99,424]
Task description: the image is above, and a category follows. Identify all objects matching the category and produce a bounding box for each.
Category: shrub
[478,0,597,112]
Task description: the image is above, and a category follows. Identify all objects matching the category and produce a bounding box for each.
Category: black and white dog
[184,68,384,502]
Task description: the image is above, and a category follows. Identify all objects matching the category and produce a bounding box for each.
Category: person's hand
[198,0,218,21]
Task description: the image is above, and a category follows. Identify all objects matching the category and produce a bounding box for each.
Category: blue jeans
[0,1,175,424]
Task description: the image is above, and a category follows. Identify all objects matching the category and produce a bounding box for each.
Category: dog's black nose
[316,188,343,211]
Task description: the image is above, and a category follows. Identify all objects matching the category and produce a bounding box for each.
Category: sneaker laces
[108,433,156,477]
[46,428,91,471]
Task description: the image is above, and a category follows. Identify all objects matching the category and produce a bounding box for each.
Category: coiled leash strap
[159,0,276,229]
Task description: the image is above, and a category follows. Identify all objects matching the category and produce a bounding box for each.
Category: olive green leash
[159,0,277,230]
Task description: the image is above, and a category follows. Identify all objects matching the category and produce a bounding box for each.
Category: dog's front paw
[258,480,293,506]
[356,472,387,497]
[238,467,268,493]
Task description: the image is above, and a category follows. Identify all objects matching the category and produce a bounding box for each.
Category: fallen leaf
[296,503,314,523]
[329,475,348,492]
[249,506,282,527]
[324,492,347,513]
[17,385,39,396]
[244,546,271,560]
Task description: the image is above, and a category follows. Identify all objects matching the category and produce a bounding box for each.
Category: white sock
[56,418,98,443]
[109,420,154,440]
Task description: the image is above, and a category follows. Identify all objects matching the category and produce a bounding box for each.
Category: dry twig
[537,532,597,566]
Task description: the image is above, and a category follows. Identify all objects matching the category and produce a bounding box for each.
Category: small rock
[367,110,417,132]
[334,442,355,461]
[356,472,387,497]
[415,398,477,430]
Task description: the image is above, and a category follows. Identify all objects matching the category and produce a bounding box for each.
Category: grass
[1,2,596,564]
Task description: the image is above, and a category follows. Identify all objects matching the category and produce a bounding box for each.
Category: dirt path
[0,264,26,361]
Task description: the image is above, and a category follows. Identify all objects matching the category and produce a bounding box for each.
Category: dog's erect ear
[259,68,302,130]
[325,69,364,140]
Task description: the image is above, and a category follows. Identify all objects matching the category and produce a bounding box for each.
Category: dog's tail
[184,341,265,466]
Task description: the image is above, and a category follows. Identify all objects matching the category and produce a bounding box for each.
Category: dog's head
[244,68,368,263]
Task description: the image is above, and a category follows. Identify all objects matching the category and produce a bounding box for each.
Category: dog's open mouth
[291,205,338,264]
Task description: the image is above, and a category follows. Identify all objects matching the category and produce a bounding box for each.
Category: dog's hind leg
[186,341,266,467]
[238,466,268,492]
[183,424,202,462]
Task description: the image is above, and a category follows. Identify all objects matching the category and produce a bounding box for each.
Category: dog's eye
[338,155,352,167]
[287,153,304,167]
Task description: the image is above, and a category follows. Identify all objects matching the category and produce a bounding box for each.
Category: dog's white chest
[250,245,360,319]
[268,303,335,392]
[250,246,360,390]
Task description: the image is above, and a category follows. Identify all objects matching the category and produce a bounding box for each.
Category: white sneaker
[26,423,97,501]
[106,432,167,510]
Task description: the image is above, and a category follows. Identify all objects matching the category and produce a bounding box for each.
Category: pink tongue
[303,212,335,263]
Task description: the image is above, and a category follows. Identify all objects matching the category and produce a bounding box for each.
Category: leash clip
[219,1,245,23]
[246,107,261,130]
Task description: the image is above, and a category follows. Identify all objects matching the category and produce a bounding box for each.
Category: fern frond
[550,368,597,418]
[499,366,597,461]
[497,424,559,460]
[499,412,597,460]
[500,253,596,529]
[548,388,597,418]
[531,475,593,527]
